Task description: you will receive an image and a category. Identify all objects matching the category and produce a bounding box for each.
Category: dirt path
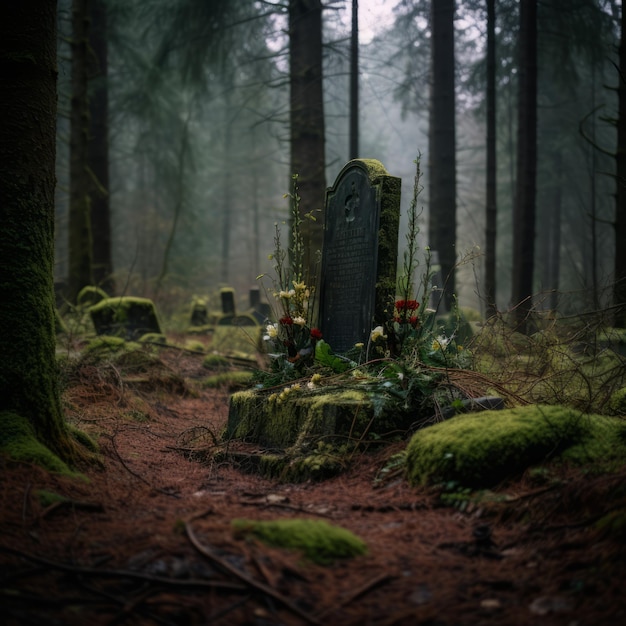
[1,348,624,625]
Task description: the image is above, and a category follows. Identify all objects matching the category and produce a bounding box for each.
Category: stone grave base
[220,388,415,482]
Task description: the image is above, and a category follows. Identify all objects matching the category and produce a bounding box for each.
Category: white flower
[432,335,450,351]
[370,326,386,342]
[265,324,278,339]
[293,316,306,326]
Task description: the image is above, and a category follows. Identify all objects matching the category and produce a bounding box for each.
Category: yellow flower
[292,280,306,292]
[293,316,306,326]
[354,342,364,349]
[265,324,278,339]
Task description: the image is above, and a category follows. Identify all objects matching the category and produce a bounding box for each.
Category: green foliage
[471,316,626,414]
[405,405,626,488]
[314,340,353,373]
[231,518,367,565]
[256,176,322,381]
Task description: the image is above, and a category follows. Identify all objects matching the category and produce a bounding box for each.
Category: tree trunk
[88,0,114,295]
[428,0,456,312]
[614,8,626,326]
[511,0,537,332]
[539,151,561,311]
[289,0,326,290]
[349,0,359,160]
[0,0,76,462]
[68,0,94,303]
[484,0,497,318]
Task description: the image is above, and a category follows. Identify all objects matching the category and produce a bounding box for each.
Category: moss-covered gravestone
[90,297,162,340]
[319,159,401,352]
[224,160,404,480]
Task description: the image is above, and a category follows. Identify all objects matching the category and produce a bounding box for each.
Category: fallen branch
[0,545,244,592]
[185,521,320,625]
[315,573,395,620]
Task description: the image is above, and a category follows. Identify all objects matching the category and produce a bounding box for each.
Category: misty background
[53,0,620,324]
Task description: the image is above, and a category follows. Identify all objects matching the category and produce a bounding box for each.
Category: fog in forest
[54,0,620,321]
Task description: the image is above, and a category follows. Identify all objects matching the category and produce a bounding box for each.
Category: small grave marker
[319,159,401,352]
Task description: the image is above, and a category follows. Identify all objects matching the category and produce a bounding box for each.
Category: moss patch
[0,411,83,478]
[76,285,108,308]
[202,371,254,391]
[232,518,367,565]
[405,404,626,488]
[227,387,406,450]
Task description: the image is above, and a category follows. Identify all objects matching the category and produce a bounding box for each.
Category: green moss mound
[203,371,253,390]
[232,518,367,565]
[89,296,161,340]
[202,353,231,369]
[405,404,626,488]
[0,411,82,478]
[76,285,108,308]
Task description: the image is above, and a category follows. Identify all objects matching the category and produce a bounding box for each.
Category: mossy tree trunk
[0,0,78,462]
[614,9,626,327]
[68,0,94,303]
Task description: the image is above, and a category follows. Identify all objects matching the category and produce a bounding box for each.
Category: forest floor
[1,341,626,626]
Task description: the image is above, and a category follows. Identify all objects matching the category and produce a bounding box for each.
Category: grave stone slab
[220,287,236,315]
[319,159,401,352]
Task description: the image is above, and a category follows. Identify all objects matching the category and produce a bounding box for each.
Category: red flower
[279,316,293,325]
[395,299,406,310]
[395,299,419,312]
[409,316,419,328]
[310,328,322,340]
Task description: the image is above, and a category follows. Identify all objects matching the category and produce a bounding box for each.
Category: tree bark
[68,0,94,302]
[484,0,497,318]
[614,8,626,326]
[428,0,456,312]
[0,0,75,460]
[88,0,114,294]
[349,0,359,160]
[289,0,326,290]
[511,0,537,332]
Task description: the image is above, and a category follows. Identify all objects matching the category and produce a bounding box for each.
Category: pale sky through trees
[358,0,399,43]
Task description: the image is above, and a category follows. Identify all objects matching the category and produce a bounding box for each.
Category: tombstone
[90,297,162,340]
[249,286,261,310]
[190,301,209,326]
[319,159,401,352]
[220,287,236,315]
[249,286,272,322]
